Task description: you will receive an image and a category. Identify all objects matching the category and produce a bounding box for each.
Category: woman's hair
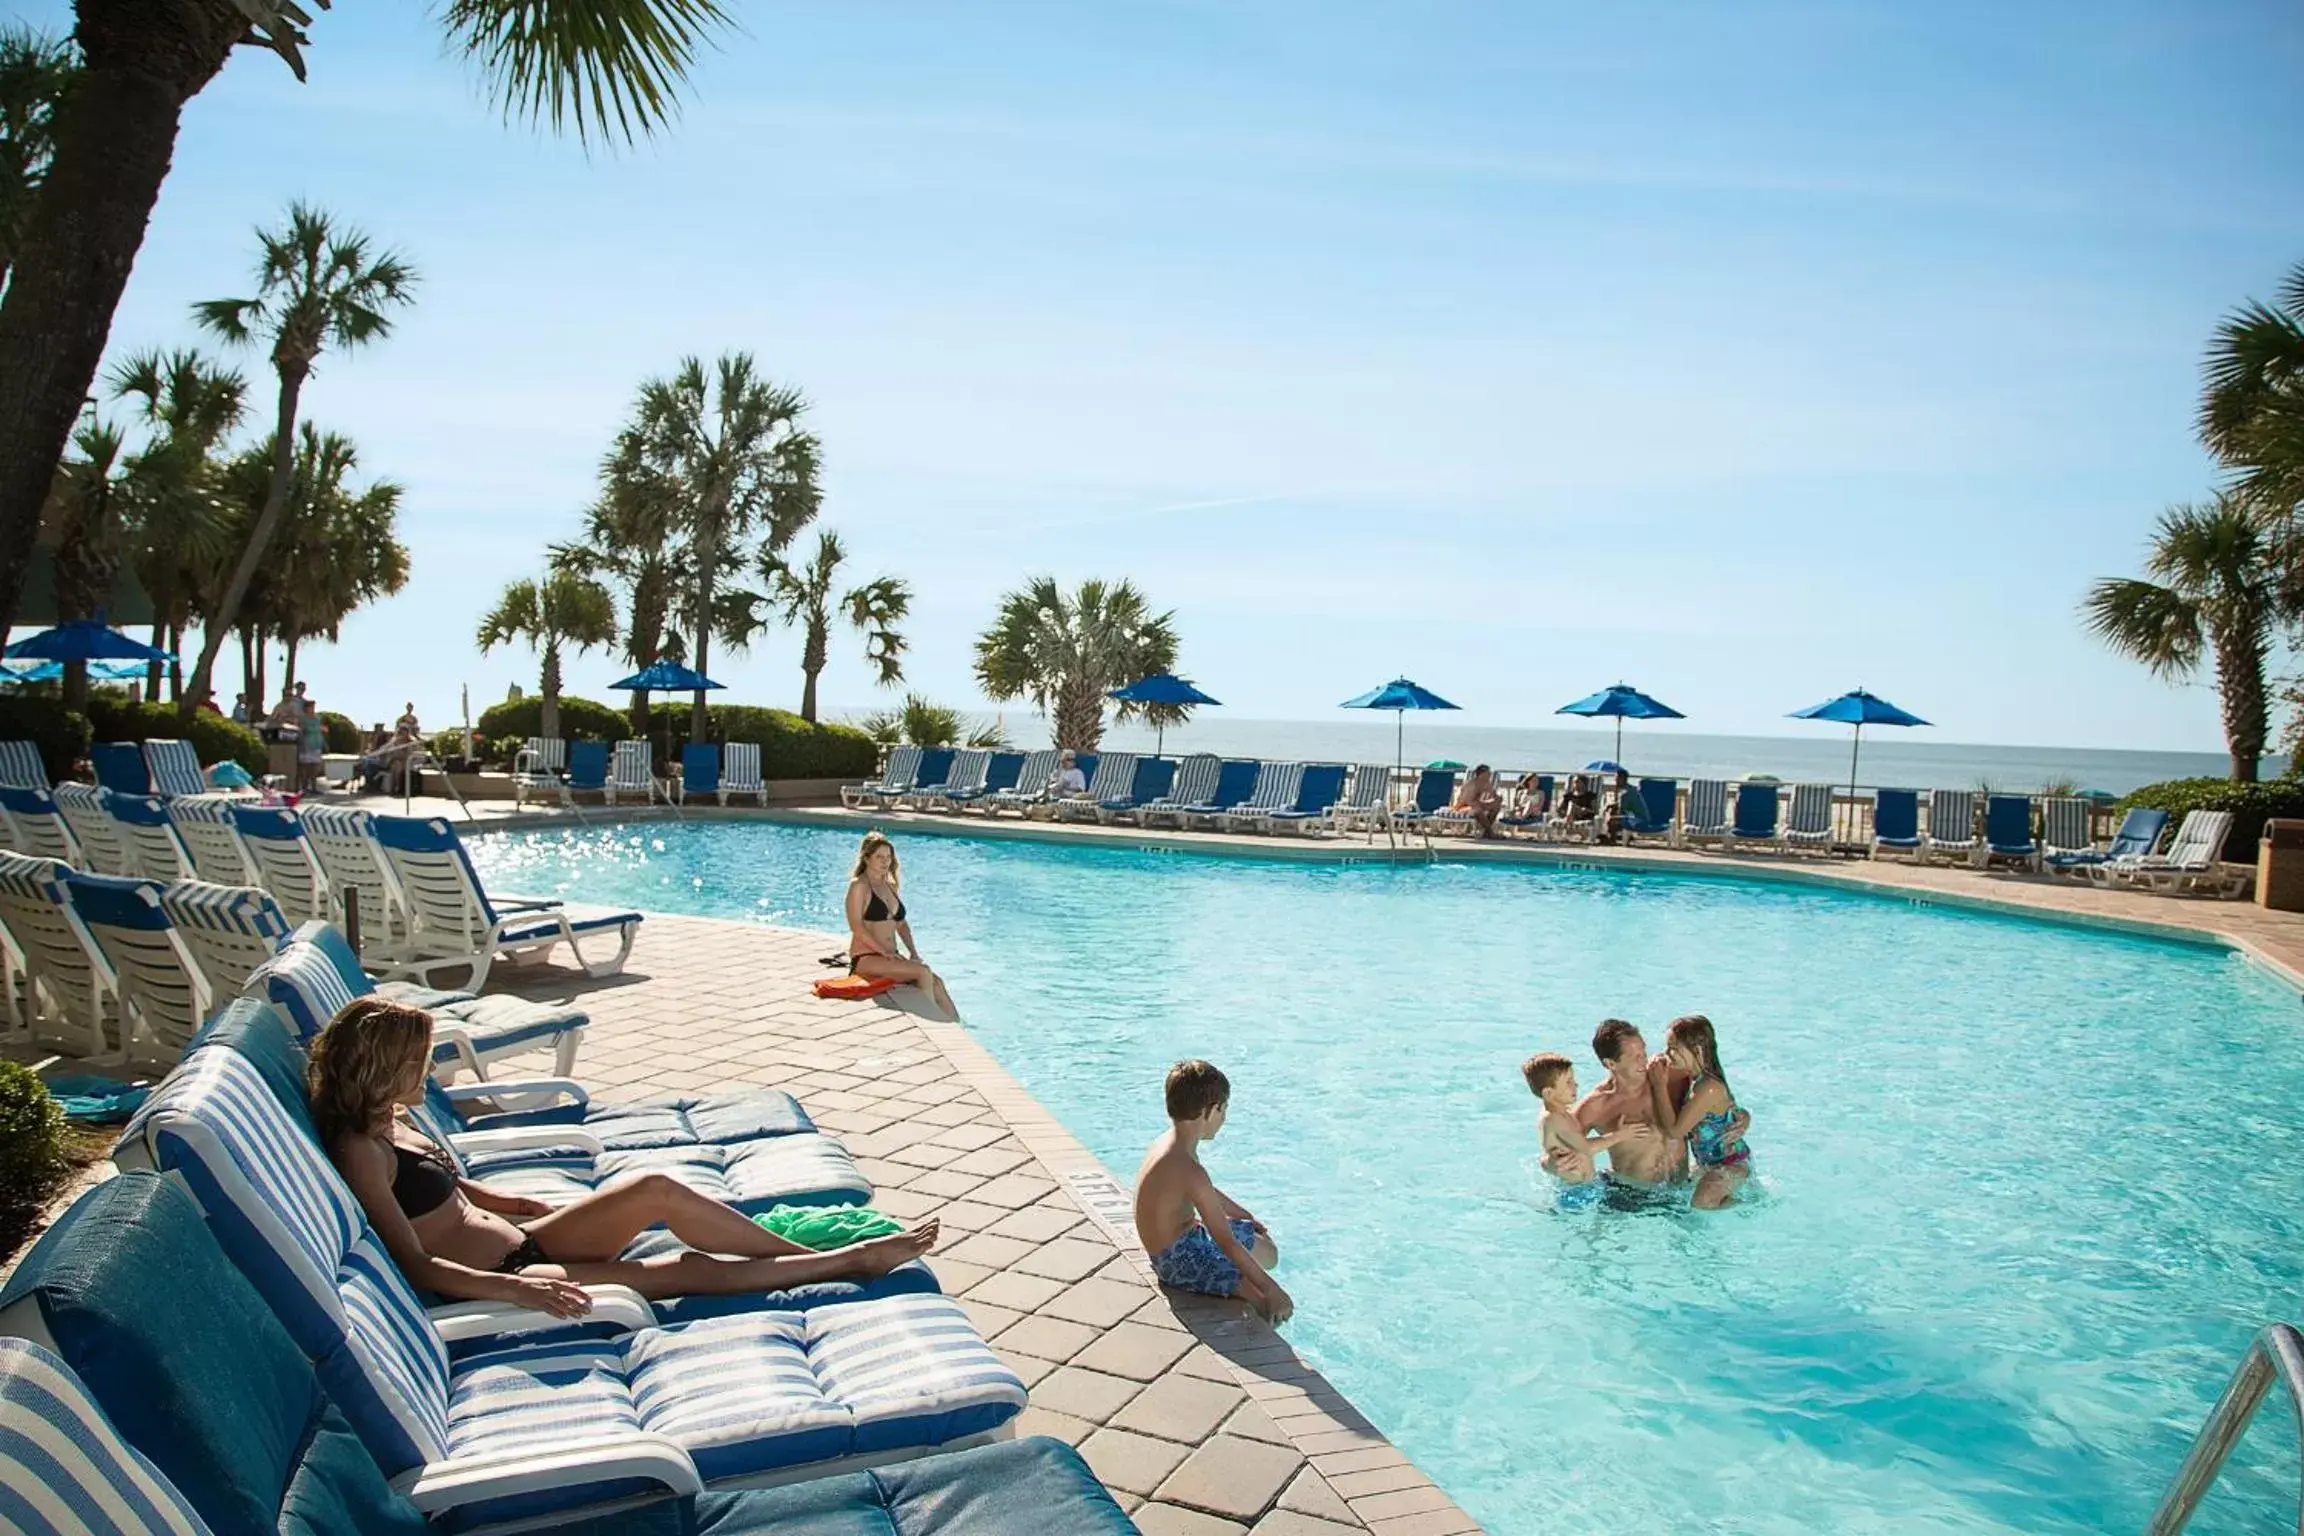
[306,998,433,1146]
[852,830,900,885]
[1666,1014,1726,1088]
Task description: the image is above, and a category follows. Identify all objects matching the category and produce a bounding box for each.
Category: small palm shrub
[0,1063,68,1259]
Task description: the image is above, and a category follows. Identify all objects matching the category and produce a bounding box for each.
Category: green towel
[754,1203,903,1250]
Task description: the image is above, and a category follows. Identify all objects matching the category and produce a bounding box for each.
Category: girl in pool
[311,998,938,1317]
[1657,1014,1751,1208]
[844,831,957,1017]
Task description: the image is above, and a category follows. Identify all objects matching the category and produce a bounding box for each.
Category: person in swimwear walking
[1134,1060,1291,1323]
[1656,1013,1752,1208]
[844,830,956,1017]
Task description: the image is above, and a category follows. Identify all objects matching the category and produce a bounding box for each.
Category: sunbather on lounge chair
[310,997,938,1314]
[1451,764,1503,838]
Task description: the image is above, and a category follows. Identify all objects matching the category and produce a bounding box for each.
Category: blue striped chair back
[1927,789,1976,845]
[64,871,207,1064]
[228,804,332,924]
[104,792,193,882]
[2164,810,2233,868]
[0,738,49,791]
[1785,783,1833,838]
[1685,779,1730,833]
[1243,761,1303,813]
[2039,797,2091,856]
[723,740,764,793]
[54,784,132,875]
[940,749,990,795]
[609,740,653,793]
[1338,763,1388,811]
[369,815,497,951]
[89,743,147,795]
[1161,754,1222,808]
[160,880,292,997]
[0,784,79,865]
[298,806,410,947]
[1074,752,1130,802]
[0,1339,215,1535]
[681,741,721,797]
[874,743,921,791]
[140,739,206,798]
[164,793,259,886]
[0,852,113,1059]
[996,748,1057,799]
[248,925,370,1041]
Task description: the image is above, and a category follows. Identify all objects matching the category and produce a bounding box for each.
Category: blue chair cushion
[460,1089,816,1149]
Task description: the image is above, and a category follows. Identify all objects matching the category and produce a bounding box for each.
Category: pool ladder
[2144,1322,2304,1535]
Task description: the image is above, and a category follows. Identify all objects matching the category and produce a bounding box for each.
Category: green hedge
[473,696,630,763]
[84,697,265,776]
[468,694,874,779]
[0,1063,66,1260]
[320,710,362,754]
[0,696,92,781]
[2115,776,2304,855]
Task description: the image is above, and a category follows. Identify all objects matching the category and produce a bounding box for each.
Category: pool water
[471,820,2304,1535]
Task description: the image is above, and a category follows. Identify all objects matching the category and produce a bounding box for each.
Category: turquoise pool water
[470,821,2304,1535]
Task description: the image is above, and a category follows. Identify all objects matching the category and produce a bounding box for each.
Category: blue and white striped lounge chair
[0,1337,217,1536]
[104,792,193,882]
[604,739,660,806]
[298,804,413,956]
[1327,763,1392,835]
[163,792,260,885]
[845,744,922,809]
[157,878,292,997]
[1982,794,2039,871]
[1169,758,1257,830]
[1923,789,1978,866]
[2091,809,2241,895]
[680,741,721,802]
[0,852,118,1060]
[1216,761,1302,833]
[1053,752,1135,823]
[982,748,1060,816]
[54,783,132,875]
[1095,757,1177,824]
[512,736,567,807]
[2038,796,2093,868]
[140,738,206,798]
[1870,788,1922,860]
[565,740,611,801]
[62,871,208,1066]
[1782,783,1834,851]
[2048,806,2166,875]
[111,1049,1023,1522]
[1726,783,1783,853]
[1678,779,1731,849]
[893,747,957,810]
[0,737,49,790]
[89,742,148,794]
[228,803,332,923]
[721,740,768,805]
[1262,763,1347,834]
[920,749,990,813]
[1136,754,1222,829]
[1388,767,1459,838]
[1627,778,1678,842]
[947,750,1025,811]
[372,813,642,993]
[0,784,80,866]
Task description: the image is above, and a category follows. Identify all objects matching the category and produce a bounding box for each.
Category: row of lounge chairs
[843,746,1391,835]
[513,738,776,809]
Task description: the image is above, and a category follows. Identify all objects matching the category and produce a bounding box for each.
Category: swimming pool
[470,819,2304,1535]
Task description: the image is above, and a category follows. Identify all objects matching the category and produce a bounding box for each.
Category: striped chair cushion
[0,1339,213,1536]
[806,1293,1029,1455]
[0,738,50,791]
[990,749,1058,800]
[461,1133,871,1212]
[1685,779,1729,830]
[723,741,763,789]
[53,784,130,873]
[141,739,207,798]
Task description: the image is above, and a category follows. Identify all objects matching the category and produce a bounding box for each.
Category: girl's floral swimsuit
[1688,1072,1751,1168]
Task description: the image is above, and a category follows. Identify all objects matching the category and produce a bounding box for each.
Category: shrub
[473,696,629,765]
[83,697,265,775]
[641,702,878,780]
[0,695,92,781]
[0,1063,67,1259]
[2115,776,2304,854]
[320,710,363,753]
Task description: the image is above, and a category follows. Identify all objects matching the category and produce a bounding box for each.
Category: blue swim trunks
[1150,1218,1261,1297]
[1554,1177,1608,1212]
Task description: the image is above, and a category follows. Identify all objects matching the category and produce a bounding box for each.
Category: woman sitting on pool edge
[311,998,939,1317]
[845,830,957,1017]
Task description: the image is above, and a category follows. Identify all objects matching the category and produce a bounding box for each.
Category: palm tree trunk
[63,659,89,712]
[180,368,304,717]
[283,633,300,692]
[690,621,711,744]
[540,640,563,743]
[238,627,255,709]
[0,0,241,636]
[800,667,821,723]
[2215,625,2268,782]
[800,612,828,723]
[167,620,181,701]
[1054,678,1105,752]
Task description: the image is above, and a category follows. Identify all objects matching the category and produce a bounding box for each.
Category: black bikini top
[392,1141,458,1219]
[861,885,907,923]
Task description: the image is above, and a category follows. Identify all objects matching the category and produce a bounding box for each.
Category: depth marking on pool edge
[1063,1169,1138,1252]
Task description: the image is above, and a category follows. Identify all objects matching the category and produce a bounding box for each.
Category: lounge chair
[722,740,768,805]
[1982,794,2039,871]
[89,740,148,794]
[371,812,642,993]
[157,877,294,996]
[1627,777,1679,842]
[1053,752,1136,822]
[1262,762,1348,834]
[228,803,332,923]
[981,748,1060,816]
[564,739,611,801]
[1389,767,1459,838]
[0,784,81,865]
[1136,754,1220,828]
[920,748,991,813]
[1782,783,1834,851]
[47,784,127,873]
[105,791,194,881]
[844,743,920,809]
[298,804,414,956]
[512,735,567,807]
[679,740,721,802]
[2091,809,2242,895]
[1870,788,1923,860]
[2038,796,2093,867]
[946,749,1025,811]
[0,851,119,1060]
[1216,761,1302,832]
[890,746,955,810]
[164,791,261,885]
[1678,779,1732,849]
[1923,789,1978,865]
[1499,772,1554,837]
[140,738,207,798]
[1726,783,1782,853]
[1165,757,1259,830]
[2048,805,2167,874]
[62,870,210,1066]
[1095,756,1177,824]
[0,737,48,790]
[604,738,661,805]
[1327,763,1392,834]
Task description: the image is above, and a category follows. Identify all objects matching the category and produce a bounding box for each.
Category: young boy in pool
[1134,1060,1292,1323]
[1523,1051,1634,1208]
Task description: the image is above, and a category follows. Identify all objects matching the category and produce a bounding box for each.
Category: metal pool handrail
[2144,1322,2304,1535]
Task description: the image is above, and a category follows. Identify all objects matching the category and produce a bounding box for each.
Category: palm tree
[179,201,415,718]
[2083,494,2301,782]
[110,348,245,698]
[553,431,684,735]
[476,572,618,743]
[47,414,128,711]
[0,1,730,649]
[244,425,410,688]
[0,24,75,292]
[2201,261,2304,519]
[973,577,1182,751]
[763,529,909,723]
[624,353,821,741]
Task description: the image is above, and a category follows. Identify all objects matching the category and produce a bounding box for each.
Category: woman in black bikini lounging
[311,998,938,1319]
[845,831,957,1017]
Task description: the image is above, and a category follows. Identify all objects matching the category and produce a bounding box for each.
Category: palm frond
[439,0,732,148]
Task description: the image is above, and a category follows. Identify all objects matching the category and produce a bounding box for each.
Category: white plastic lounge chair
[983,749,1060,816]
[1094,757,1177,824]
[228,803,332,923]
[105,791,194,881]
[921,748,990,812]
[2091,809,2240,895]
[164,791,261,885]
[0,851,120,1060]
[1923,789,1978,866]
[1263,763,1348,835]
[2051,806,2166,875]
[1677,779,1732,849]
[892,747,957,810]
[1783,783,1835,851]
[1138,754,1222,829]
[946,750,1025,811]
[1054,752,1136,822]
[721,739,768,805]
[1216,761,1302,832]
[844,743,920,808]
[64,870,211,1066]
[372,813,641,993]
[52,783,132,874]
[1328,763,1392,835]
[2040,797,2093,866]
[512,736,566,807]
[0,784,81,866]
[140,738,207,798]
[0,737,49,790]
[298,804,414,956]
[158,878,293,996]
[604,738,661,805]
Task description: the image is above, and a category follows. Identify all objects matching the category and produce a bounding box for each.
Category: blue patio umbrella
[4,618,171,663]
[1556,682,1684,767]
[1584,759,1627,775]
[1342,676,1460,780]
[1788,688,1931,805]
[609,660,724,692]
[2,659,149,685]
[1108,672,1220,754]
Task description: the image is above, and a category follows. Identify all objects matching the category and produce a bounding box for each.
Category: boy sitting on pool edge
[1134,1059,1292,1323]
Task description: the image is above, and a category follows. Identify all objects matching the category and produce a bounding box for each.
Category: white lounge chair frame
[1783,783,1835,851]
[982,749,1060,816]
[52,784,130,875]
[513,737,567,808]
[299,805,414,958]
[604,739,662,806]
[1677,779,1731,849]
[0,853,121,1061]
[1216,761,1301,833]
[166,793,262,886]
[1923,789,1979,866]
[720,741,767,805]
[1052,753,1137,823]
[2090,810,2243,896]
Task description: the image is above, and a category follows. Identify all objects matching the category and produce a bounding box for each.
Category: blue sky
[19,0,2304,748]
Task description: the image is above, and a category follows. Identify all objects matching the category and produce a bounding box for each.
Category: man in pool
[1135,1059,1291,1323]
[1568,1018,1741,1188]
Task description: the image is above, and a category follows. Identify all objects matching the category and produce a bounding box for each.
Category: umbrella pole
[1847,723,1863,846]
[1615,716,1624,765]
